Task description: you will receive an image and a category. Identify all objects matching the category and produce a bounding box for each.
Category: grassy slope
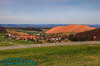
[6,28,44,34]
[0,34,40,47]
[0,36,36,46]
[0,44,100,66]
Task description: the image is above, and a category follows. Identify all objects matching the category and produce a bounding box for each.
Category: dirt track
[0,41,100,50]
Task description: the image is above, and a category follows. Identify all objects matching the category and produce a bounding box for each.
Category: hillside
[0,27,7,33]
[45,24,96,34]
[69,28,100,41]
[0,24,100,28]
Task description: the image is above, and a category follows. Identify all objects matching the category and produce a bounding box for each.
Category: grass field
[0,36,38,46]
[0,44,100,66]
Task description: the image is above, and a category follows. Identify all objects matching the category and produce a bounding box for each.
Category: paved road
[0,41,100,50]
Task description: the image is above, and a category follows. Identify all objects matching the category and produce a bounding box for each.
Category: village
[0,27,67,44]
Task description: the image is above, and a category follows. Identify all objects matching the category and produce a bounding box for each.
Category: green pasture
[0,44,100,66]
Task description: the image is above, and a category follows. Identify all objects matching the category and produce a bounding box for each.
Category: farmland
[0,27,69,46]
[0,33,40,47]
[0,44,100,66]
[0,27,51,46]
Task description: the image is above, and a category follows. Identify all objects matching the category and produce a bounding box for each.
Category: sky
[0,0,100,24]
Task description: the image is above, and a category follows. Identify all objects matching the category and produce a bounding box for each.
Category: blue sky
[0,0,100,24]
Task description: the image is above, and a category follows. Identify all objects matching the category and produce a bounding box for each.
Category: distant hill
[45,24,96,34]
[0,24,69,28]
[0,24,100,28]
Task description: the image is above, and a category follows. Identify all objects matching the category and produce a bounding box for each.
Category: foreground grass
[0,39,37,46]
[0,44,100,66]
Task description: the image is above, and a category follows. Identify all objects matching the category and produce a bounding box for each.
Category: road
[0,41,100,50]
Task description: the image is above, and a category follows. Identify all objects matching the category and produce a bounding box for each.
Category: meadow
[0,44,100,66]
[0,35,38,46]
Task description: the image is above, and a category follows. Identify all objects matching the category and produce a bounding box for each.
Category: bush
[0,33,6,41]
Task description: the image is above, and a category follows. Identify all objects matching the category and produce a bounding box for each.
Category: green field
[0,36,39,46]
[0,44,100,66]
